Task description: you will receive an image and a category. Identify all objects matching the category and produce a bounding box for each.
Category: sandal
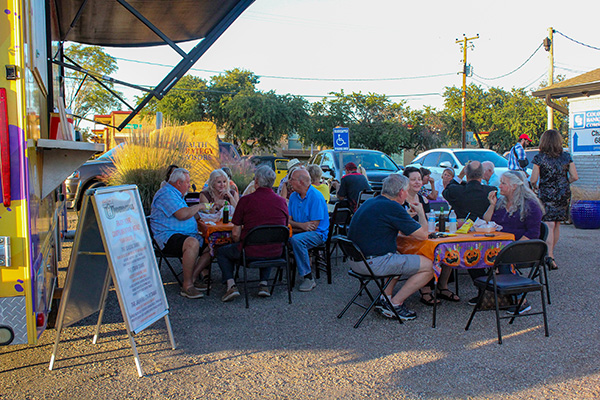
[546,257,559,270]
[436,288,460,302]
[419,290,441,306]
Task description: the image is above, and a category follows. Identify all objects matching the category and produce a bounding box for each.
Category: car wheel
[76,181,106,213]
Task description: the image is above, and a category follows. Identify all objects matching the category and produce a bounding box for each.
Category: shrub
[106,126,211,214]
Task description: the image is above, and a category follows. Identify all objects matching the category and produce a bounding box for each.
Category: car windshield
[96,143,124,160]
[453,150,508,168]
[334,151,398,171]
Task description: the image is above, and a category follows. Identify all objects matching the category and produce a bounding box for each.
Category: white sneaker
[299,278,316,292]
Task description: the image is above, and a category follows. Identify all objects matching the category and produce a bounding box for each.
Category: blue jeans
[289,231,324,277]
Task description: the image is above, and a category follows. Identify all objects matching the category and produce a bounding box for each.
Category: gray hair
[482,161,494,173]
[168,168,190,183]
[207,169,229,197]
[496,170,544,221]
[306,164,322,184]
[381,174,409,197]
[254,165,276,188]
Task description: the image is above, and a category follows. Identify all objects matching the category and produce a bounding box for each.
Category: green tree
[221,91,311,155]
[302,91,413,154]
[207,68,260,128]
[138,75,208,124]
[64,44,122,126]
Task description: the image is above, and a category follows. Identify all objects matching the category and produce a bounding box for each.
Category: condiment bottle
[439,206,446,232]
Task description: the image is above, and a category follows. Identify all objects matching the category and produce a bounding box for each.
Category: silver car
[407,148,510,183]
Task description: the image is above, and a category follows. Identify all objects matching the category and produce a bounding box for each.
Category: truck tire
[76,181,106,213]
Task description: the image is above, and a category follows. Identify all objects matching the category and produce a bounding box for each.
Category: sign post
[49,185,175,377]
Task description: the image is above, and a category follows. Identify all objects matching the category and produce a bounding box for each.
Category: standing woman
[530,129,578,270]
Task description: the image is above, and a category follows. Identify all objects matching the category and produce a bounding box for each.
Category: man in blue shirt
[288,168,329,292]
[507,134,532,175]
[482,161,500,189]
[347,174,433,321]
[150,168,211,299]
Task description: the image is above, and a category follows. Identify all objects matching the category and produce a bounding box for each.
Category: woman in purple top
[484,170,544,241]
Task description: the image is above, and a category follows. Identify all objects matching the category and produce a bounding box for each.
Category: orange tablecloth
[397,232,515,278]
[198,220,234,255]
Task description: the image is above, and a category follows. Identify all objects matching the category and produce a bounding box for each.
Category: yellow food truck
[0,0,253,346]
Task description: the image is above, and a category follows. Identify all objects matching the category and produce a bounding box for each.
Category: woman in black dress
[530,129,578,270]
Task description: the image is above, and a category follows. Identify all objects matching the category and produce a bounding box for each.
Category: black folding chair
[240,225,292,309]
[537,222,551,304]
[356,190,377,209]
[336,237,404,328]
[146,216,183,286]
[465,239,549,344]
[312,203,353,284]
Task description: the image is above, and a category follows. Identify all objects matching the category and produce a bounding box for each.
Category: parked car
[248,156,289,188]
[64,144,123,211]
[502,147,569,176]
[308,149,402,193]
[407,148,510,183]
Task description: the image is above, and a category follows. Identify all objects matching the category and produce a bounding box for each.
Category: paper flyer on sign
[95,189,168,333]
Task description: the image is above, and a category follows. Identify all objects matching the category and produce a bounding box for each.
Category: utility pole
[456,34,479,148]
[544,27,554,129]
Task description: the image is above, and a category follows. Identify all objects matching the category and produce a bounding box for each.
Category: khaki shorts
[348,252,421,277]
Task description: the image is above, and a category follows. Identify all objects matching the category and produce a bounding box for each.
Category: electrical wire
[474,43,543,81]
[554,30,600,51]
[112,56,455,82]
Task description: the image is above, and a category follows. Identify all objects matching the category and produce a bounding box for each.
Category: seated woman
[306,164,330,203]
[403,167,458,305]
[220,166,239,195]
[199,169,239,212]
[434,168,458,201]
[418,168,438,200]
[481,170,544,314]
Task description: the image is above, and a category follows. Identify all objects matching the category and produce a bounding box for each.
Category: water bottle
[448,209,457,233]
[439,206,446,232]
[222,201,230,224]
[427,212,436,233]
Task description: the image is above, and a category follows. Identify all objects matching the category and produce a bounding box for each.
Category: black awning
[54,0,248,47]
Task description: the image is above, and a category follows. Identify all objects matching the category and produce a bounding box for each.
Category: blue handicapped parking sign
[333,127,349,151]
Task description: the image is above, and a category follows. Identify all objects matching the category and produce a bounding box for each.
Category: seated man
[482,161,500,189]
[150,168,211,299]
[442,161,496,219]
[215,166,289,302]
[288,168,329,292]
[347,174,433,321]
[337,162,371,209]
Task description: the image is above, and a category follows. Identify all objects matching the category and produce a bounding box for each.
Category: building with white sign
[533,69,600,190]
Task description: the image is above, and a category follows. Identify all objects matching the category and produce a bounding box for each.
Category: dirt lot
[1,222,600,399]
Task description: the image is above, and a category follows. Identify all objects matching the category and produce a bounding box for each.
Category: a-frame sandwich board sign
[49,185,175,377]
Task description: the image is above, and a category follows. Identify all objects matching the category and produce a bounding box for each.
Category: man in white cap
[507,134,532,175]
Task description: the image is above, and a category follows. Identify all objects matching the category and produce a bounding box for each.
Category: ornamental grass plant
[106,125,214,214]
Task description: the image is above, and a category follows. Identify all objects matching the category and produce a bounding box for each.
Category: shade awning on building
[532,68,600,99]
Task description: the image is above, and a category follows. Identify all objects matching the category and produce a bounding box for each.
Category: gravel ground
[2,221,600,399]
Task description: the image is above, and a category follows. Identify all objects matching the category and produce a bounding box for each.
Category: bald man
[288,168,329,292]
[442,161,496,219]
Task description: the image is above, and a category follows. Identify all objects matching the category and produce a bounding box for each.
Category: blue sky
[103,0,600,112]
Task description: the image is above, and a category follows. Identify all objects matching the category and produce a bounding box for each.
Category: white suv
[407,148,510,183]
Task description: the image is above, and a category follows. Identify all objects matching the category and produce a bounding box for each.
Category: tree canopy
[63,44,122,125]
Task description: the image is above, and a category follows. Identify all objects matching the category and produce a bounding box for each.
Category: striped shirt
[507,143,527,171]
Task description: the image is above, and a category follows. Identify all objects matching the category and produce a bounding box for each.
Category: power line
[112,56,455,82]
[474,43,543,81]
[554,30,600,51]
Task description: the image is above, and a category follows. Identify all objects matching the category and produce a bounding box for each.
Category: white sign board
[571,110,600,155]
[93,186,169,333]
